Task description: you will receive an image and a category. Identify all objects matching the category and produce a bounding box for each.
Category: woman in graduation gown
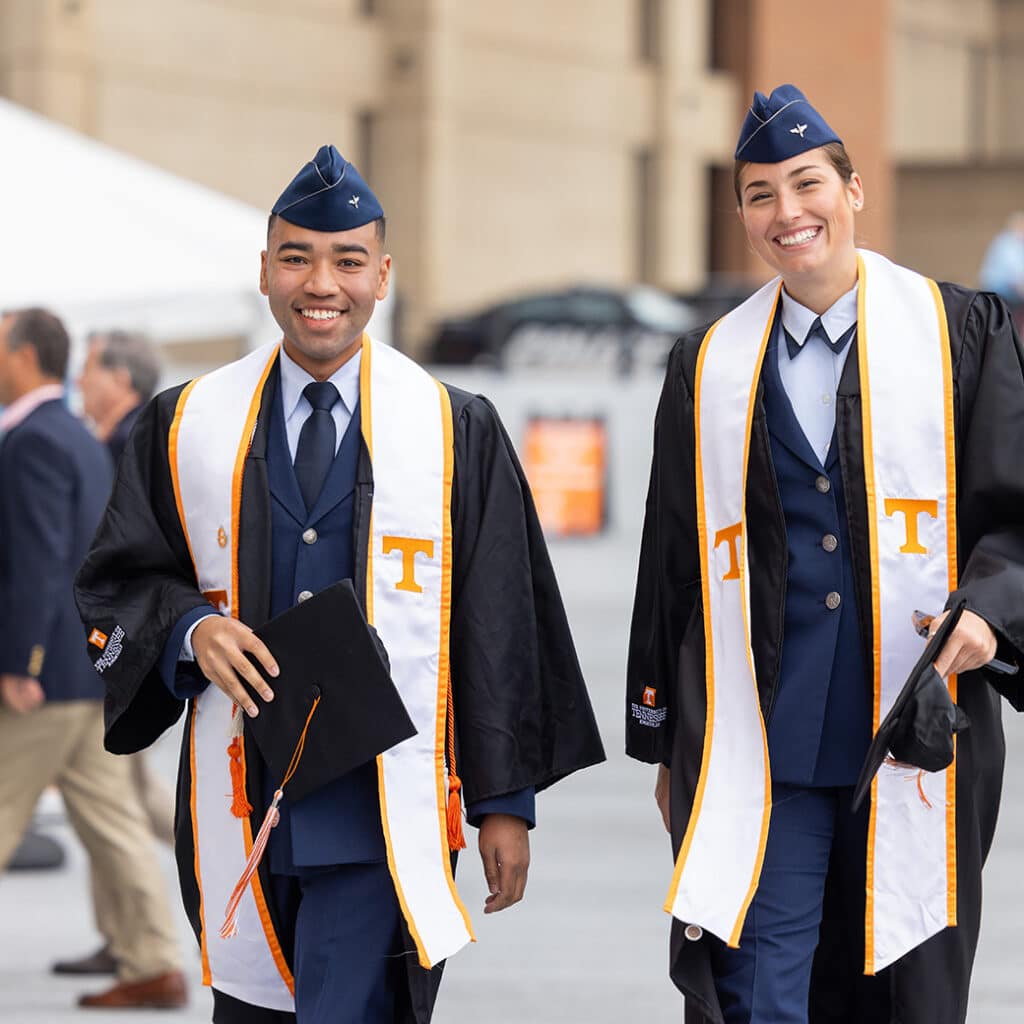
[626,84,1024,1024]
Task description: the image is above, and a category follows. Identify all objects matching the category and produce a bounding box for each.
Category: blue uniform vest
[761,328,871,785]
[264,383,387,871]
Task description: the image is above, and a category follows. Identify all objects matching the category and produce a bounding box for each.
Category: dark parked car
[424,285,699,373]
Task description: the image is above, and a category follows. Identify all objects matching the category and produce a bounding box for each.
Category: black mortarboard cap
[852,597,971,812]
[735,84,842,162]
[271,144,384,232]
[242,579,416,804]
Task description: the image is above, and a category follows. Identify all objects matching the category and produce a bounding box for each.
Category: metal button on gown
[825,591,842,611]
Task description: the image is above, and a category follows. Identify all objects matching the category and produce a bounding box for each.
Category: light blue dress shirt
[278,343,361,459]
[777,284,858,467]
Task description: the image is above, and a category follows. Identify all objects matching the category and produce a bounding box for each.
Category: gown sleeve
[625,340,702,765]
[74,387,211,752]
[448,391,605,804]
[947,291,1024,708]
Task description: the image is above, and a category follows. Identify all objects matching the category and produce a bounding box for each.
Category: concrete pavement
[2,534,1023,1022]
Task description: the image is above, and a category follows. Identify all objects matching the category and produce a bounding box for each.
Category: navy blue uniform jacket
[0,397,112,701]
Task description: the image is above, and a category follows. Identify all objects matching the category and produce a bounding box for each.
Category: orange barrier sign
[522,417,607,536]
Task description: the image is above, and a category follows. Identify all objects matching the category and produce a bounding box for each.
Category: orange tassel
[227,737,253,818]
[220,791,282,939]
[916,770,933,809]
[445,681,466,851]
[446,772,466,851]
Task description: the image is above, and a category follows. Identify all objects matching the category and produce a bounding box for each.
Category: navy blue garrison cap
[272,145,384,231]
[734,84,842,162]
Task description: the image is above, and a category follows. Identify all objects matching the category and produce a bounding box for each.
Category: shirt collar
[278,342,362,421]
[780,283,858,349]
[0,383,65,435]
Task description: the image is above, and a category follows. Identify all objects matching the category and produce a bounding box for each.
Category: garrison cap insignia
[790,123,808,137]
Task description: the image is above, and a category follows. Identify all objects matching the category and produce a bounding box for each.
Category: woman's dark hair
[733,141,855,204]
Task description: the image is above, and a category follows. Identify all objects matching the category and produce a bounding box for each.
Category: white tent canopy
[0,99,391,375]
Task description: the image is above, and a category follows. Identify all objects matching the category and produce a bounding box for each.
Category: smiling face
[737,147,863,306]
[259,216,391,378]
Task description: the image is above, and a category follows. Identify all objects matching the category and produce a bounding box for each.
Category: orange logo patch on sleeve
[88,628,109,650]
[642,686,657,708]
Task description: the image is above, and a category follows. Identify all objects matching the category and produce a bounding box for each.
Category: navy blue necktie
[785,317,857,359]
[294,381,339,512]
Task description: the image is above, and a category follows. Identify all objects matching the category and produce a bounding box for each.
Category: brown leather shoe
[52,945,118,976]
[78,970,188,1009]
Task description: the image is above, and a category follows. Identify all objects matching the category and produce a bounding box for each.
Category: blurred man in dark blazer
[0,308,186,1010]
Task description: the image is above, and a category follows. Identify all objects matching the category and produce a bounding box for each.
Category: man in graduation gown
[75,145,604,1024]
[626,85,1024,1023]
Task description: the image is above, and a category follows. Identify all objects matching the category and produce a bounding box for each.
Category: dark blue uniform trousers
[707,783,878,1024]
[212,861,410,1024]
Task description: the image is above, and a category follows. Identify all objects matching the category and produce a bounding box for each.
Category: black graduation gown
[626,284,1024,1024]
[75,368,605,1023]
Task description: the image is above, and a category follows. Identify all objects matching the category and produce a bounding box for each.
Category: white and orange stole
[168,337,473,1010]
[671,249,958,974]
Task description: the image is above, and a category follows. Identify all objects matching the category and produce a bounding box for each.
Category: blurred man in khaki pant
[0,309,186,1009]
[47,328,178,981]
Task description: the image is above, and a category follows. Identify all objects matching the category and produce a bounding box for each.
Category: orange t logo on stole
[713,522,743,581]
[883,498,939,555]
[381,536,435,593]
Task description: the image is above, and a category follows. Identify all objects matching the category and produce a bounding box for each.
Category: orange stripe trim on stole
[729,285,781,947]
[662,319,720,914]
[187,702,212,985]
[361,338,432,969]
[168,379,202,573]
[856,256,883,975]
[226,346,294,989]
[434,380,475,935]
[229,348,279,621]
[928,278,959,927]
[171,381,212,983]
[359,335,374,626]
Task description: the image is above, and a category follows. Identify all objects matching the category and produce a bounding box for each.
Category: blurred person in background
[76,146,604,1024]
[979,211,1024,330]
[627,85,1024,1024]
[77,328,161,462]
[0,308,187,1009]
[51,328,175,979]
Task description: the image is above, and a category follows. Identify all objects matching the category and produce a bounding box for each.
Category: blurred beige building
[1,0,1022,351]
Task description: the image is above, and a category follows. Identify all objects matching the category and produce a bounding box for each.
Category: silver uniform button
[815,475,831,494]
[825,591,842,610]
[302,528,318,545]
[297,590,314,603]
[684,924,703,942]
[822,534,838,553]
